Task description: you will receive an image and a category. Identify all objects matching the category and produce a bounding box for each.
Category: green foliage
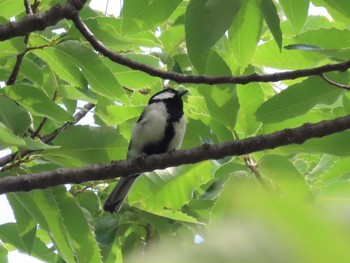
[0,0,350,262]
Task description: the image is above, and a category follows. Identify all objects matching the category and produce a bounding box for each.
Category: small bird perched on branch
[104,88,188,213]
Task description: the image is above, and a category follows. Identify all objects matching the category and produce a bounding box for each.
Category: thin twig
[31,91,58,138]
[0,102,95,169]
[242,156,269,190]
[320,74,350,91]
[24,0,33,15]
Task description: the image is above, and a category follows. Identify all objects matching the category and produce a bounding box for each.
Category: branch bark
[0,0,86,41]
[70,14,350,85]
[1,114,350,194]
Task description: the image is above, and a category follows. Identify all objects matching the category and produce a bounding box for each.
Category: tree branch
[70,14,350,85]
[0,0,86,41]
[1,114,350,194]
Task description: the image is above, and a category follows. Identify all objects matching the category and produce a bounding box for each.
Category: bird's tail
[103,174,139,213]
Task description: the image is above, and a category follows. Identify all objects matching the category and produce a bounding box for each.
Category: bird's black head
[149,88,188,120]
[149,88,188,104]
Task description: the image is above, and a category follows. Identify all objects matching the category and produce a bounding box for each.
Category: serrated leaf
[128,162,214,213]
[0,95,31,136]
[54,41,128,103]
[57,85,97,103]
[23,137,60,150]
[32,48,88,88]
[0,223,58,263]
[48,126,127,165]
[3,85,74,123]
[106,105,143,125]
[6,194,36,237]
[158,210,202,224]
[14,190,76,263]
[255,77,342,123]
[260,0,282,50]
[19,57,44,87]
[185,0,242,72]
[0,123,26,148]
[51,187,102,263]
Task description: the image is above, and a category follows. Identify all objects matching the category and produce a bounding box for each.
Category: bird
[103,88,188,213]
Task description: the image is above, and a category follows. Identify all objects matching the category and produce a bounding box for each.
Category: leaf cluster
[0,0,350,262]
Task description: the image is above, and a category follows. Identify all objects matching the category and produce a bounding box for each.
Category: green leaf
[36,41,128,103]
[31,48,88,88]
[0,38,26,59]
[279,0,309,32]
[0,0,23,18]
[0,123,26,148]
[3,84,74,123]
[229,0,263,73]
[14,190,76,262]
[18,57,44,87]
[295,28,350,49]
[312,0,350,24]
[103,54,161,89]
[185,0,242,72]
[0,95,31,136]
[198,51,239,131]
[23,137,60,150]
[0,245,7,263]
[259,155,310,199]
[51,187,102,263]
[237,81,264,136]
[158,210,202,224]
[6,193,36,237]
[106,105,143,125]
[48,126,127,165]
[283,131,350,156]
[255,77,342,123]
[68,17,162,50]
[57,85,97,104]
[0,223,58,263]
[253,39,327,69]
[122,0,182,34]
[260,0,282,50]
[128,162,214,213]
[160,25,185,55]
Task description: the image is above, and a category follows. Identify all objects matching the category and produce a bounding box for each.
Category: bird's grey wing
[103,174,139,213]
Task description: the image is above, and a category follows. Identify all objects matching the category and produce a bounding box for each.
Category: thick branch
[0,0,86,41]
[1,114,350,194]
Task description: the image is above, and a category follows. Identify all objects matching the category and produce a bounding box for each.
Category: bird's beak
[177,89,188,97]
